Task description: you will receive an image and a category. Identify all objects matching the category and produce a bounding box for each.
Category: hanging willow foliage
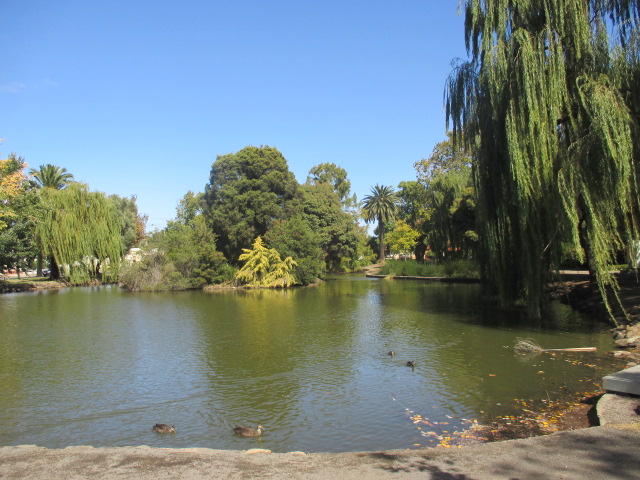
[446,0,640,319]
[35,183,124,284]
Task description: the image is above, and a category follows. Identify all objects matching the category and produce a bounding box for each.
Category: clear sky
[1,1,467,230]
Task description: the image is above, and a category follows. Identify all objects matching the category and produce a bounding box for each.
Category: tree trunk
[378,218,385,263]
[36,253,43,277]
[49,255,61,279]
[414,236,427,263]
[577,221,597,282]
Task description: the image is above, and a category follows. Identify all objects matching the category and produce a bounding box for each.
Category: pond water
[0,275,622,452]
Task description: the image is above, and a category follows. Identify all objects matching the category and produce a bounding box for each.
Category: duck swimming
[234,425,264,437]
[388,351,396,356]
[406,361,416,368]
[152,424,176,434]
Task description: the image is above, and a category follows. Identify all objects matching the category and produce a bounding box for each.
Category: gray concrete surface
[2,424,640,480]
[604,365,640,395]
[597,393,640,426]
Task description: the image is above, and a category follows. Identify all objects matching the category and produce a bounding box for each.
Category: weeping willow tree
[235,236,298,288]
[36,183,124,284]
[445,0,640,319]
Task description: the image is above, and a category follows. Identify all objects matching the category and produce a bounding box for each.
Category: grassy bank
[0,276,67,293]
[378,259,480,278]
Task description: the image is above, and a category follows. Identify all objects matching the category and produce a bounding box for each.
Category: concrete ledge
[603,365,640,395]
[3,427,640,480]
[596,393,640,426]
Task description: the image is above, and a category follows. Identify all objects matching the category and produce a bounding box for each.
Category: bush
[119,216,236,291]
[379,259,479,278]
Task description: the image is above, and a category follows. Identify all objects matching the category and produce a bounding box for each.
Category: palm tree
[362,184,398,263]
[29,164,74,189]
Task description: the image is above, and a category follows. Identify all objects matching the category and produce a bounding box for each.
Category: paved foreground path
[2,424,640,480]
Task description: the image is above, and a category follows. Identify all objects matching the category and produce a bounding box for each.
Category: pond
[0,275,622,452]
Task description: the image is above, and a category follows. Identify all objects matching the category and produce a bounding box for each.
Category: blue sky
[2,1,467,230]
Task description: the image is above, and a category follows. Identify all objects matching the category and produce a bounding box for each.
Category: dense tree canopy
[301,183,360,271]
[1,155,147,280]
[120,191,231,291]
[0,154,39,273]
[204,146,301,261]
[397,180,429,261]
[109,194,146,252]
[386,220,421,256]
[0,154,29,232]
[36,183,125,283]
[446,0,640,317]
[415,135,476,260]
[306,162,357,209]
[264,216,325,285]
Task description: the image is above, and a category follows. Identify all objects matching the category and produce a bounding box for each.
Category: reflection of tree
[375,280,616,423]
[194,283,363,447]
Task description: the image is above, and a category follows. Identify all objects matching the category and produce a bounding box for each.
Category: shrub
[379,259,479,278]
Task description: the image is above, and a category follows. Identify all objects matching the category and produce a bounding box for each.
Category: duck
[388,351,396,356]
[406,361,416,368]
[234,424,264,437]
[152,423,176,434]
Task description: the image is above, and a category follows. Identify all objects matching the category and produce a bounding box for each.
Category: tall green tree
[36,183,124,283]
[446,0,640,318]
[397,180,428,261]
[109,194,146,251]
[415,136,476,260]
[0,154,39,274]
[362,184,398,262]
[306,162,357,209]
[203,146,301,261]
[29,163,76,275]
[0,153,29,231]
[264,216,325,285]
[301,183,359,272]
[29,164,74,189]
[386,220,421,256]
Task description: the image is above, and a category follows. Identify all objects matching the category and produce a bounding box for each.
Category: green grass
[0,276,67,293]
[1,276,53,285]
[378,259,480,278]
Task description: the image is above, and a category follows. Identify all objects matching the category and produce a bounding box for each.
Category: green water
[0,275,622,452]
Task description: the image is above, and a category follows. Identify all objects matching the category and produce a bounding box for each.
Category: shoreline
[0,276,67,293]
[2,423,639,479]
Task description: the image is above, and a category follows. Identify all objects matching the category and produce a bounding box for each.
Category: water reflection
[0,277,621,452]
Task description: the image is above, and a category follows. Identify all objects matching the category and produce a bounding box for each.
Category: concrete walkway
[2,423,640,480]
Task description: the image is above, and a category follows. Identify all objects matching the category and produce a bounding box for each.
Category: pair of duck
[152,423,264,437]
[388,351,416,368]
